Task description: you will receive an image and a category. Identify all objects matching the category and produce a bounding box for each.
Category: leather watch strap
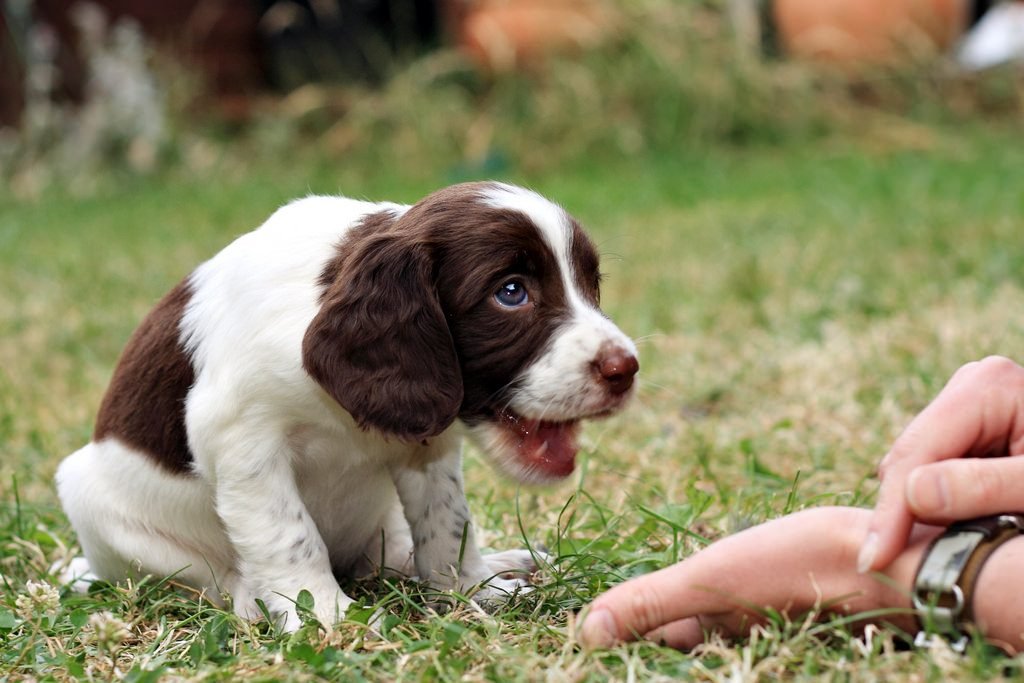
[913,513,1024,641]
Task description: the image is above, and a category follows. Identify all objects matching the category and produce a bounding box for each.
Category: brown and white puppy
[56,182,638,631]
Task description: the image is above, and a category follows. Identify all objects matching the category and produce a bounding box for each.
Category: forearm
[972,536,1024,653]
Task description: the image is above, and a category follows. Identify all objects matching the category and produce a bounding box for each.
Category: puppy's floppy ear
[302,212,462,441]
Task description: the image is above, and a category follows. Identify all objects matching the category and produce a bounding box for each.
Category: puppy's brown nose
[596,349,639,395]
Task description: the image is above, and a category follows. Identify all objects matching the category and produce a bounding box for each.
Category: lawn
[2,121,1024,680]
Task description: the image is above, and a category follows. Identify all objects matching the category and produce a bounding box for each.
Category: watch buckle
[912,582,964,635]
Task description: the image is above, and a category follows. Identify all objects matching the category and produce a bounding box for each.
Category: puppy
[56,181,638,631]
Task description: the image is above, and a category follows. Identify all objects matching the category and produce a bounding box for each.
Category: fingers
[856,505,913,575]
[644,617,705,650]
[579,576,765,650]
[860,356,1024,572]
[576,524,772,649]
[906,456,1024,523]
[578,508,870,649]
[644,613,752,650]
[577,562,707,649]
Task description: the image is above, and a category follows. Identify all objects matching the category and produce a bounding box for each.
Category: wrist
[860,524,942,633]
[911,514,1024,650]
[971,535,1024,653]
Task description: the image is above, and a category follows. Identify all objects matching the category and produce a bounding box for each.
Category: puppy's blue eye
[495,281,529,308]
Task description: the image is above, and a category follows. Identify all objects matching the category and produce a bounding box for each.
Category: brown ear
[302,220,463,441]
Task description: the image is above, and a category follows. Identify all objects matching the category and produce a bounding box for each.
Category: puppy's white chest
[287,424,458,570]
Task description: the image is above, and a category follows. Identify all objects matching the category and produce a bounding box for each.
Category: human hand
[578,507,932,649]
[858,356,1024,574]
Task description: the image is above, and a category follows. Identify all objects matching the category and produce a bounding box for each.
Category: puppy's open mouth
[497,410,581,479]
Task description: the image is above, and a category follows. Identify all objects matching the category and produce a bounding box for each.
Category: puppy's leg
[55,440,239,604]
[351,501,417,579]
[391,450,528,608]
[202,431,353,632]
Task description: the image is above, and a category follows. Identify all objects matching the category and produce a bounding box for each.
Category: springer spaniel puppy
[56,181,638,631]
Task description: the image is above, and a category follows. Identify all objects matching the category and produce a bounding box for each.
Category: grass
[3,119,1024,680]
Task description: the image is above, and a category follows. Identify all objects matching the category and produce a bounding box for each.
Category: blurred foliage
[2,0,1023,199]
[232,0,1024,176]
[0,3,179,197]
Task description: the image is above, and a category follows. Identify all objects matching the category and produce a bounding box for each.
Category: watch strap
[913,513,1024,640]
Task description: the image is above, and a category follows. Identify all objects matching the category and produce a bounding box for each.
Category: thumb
[906,456,1024,523]
[578,577,674,649]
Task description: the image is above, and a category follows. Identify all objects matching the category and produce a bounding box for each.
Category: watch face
[916,530,985,593]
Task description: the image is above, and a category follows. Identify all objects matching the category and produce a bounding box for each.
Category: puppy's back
[94,195,409,474]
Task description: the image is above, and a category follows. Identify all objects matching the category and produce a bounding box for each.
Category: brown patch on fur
[303,208,463,441]
[303,182,602,437]
[94,279,196,474]
[569,217,601,305]
[434,204,570,424]
[315,209,400,299]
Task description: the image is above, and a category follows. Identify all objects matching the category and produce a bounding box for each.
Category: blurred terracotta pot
[773,0,970,65]
[455,0,613,71]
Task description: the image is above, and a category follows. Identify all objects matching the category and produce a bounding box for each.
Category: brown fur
[568,217,601,305]
[94,280,196,474]
[303,207,464,441]
[303,182,603,436]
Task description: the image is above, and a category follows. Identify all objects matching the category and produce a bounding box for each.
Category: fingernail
[906,468,948,515]
[579,608,616,649]
[857,532,878,574]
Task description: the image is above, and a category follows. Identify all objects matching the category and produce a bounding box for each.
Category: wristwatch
[913,513,1024,645]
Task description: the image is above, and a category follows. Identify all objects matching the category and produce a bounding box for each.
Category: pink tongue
[517,419,579,477]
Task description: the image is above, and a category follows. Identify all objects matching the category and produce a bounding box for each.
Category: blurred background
[1,0,1022,197]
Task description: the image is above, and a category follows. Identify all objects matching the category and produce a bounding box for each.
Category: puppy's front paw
[482,548,550,578]
[467,576,531,612]
[244,588,354,633]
